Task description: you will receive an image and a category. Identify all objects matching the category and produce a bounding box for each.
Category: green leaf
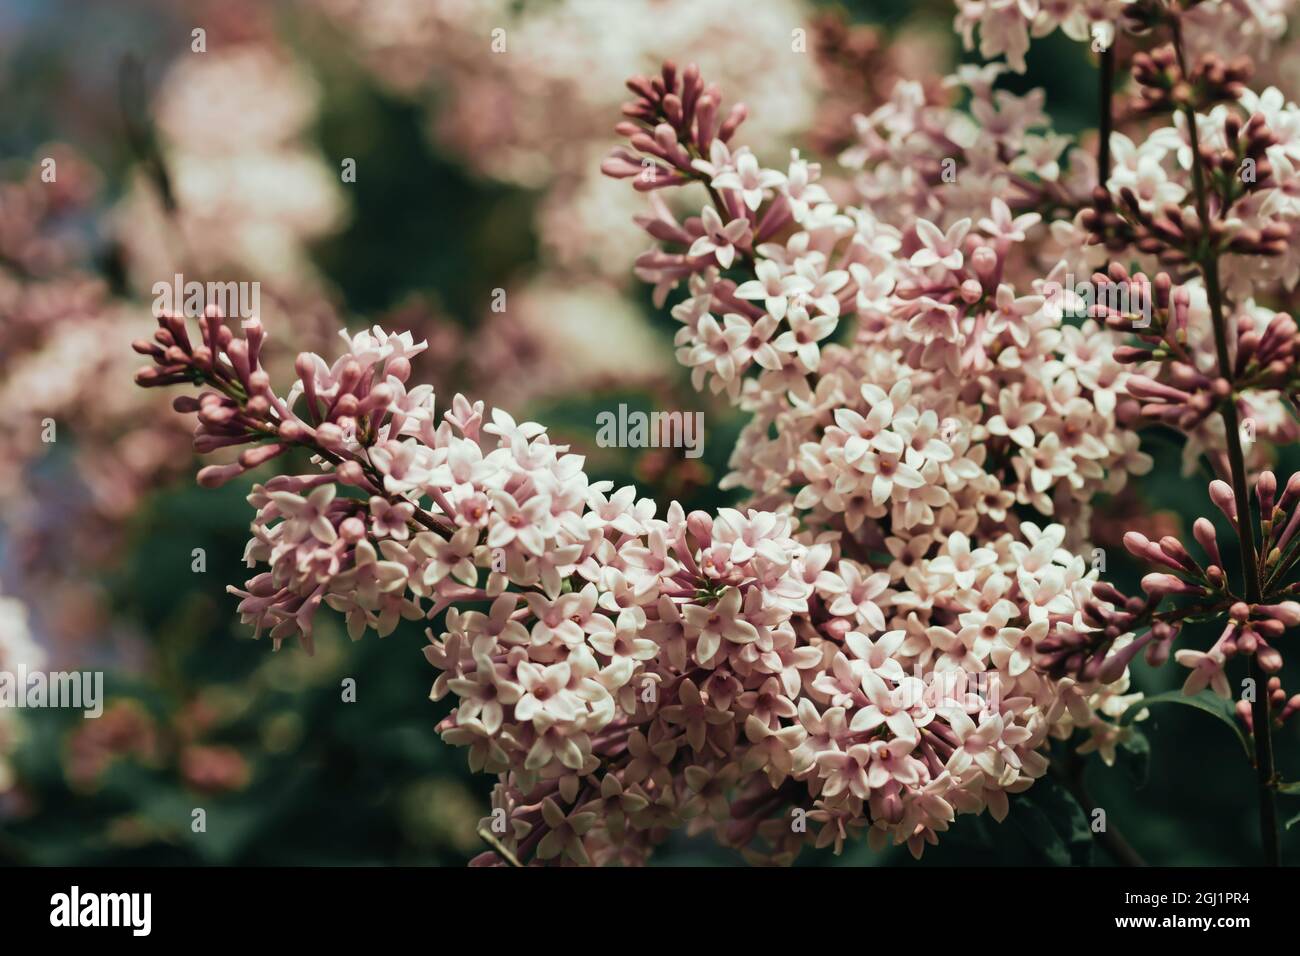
[1009,774,1094,866]
[1277,780,1300,796]
[1286,810,1300,831]
[1119,690,1251,757]
[1117,727,1151,789]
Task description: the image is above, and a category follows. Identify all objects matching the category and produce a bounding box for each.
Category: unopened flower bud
[316,423,346,451]
[197,463,245,488]
[336,461,366,486]
[1259,601,1300,627]
[687,510,713,547]
[1141,573,1195,596]
[1208,480,1238,521]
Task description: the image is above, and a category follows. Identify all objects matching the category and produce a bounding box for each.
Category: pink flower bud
[1284,472,1300,509]
[197,463,245,488]
[1283,695,1300,723]
[687,510,713,546]
[316,423,346,451]
[1192,517,1223,568]
[364,384,394,413]
[1255,618,1286,638]
[1236,699,1254,732]
[970,245,998,281]
[386,357,412,382]
[1259,601,1300,626]
[336,461,366,486]
[1122,531,1150,557]
[1257,470,1277,514]
[1208,480,1238,521]
[239,443,287,468]
[1258,645,1284,672]
[1141,573,1194,596]
[1098,634,1149,683]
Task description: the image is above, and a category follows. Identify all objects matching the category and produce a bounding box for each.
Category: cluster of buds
[1085,49,1292,267]
[601,61,749,193]
[1129,517,1226,599]
[1035,582,1163,682]
[1173,595,1300,721]
[1072,473,1300,724]
[1253,470,1300,590]
[1092,259,1300,434]
[135,307,428,495]
[1237,676,1300,732]
[1123,372,1222,431]
[1081,264,1173,335]
[135,308,285,487]
[1086,184,1290,265]
[1234,310,1300,394]
[1208,600,1295,672]
[1129,44,1252,114]
[1081,187,1146,257]
[1204,112,1281,206]
[1082,264,1218,429]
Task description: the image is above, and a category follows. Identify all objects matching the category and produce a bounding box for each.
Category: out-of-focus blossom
[0,594,45,795]
[470,281,673,409]
[112,43,346,289]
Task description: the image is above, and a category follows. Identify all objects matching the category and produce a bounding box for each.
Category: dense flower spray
[136,302,1145,863]
[951,0,1300,866]
[137,0,1300,865]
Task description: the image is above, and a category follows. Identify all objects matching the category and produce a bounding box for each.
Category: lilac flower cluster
[137,0,1300,866]
[948,0,1300,864]
[139,306,1145,863]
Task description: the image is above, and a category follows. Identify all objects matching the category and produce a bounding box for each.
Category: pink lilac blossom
[137,31,1185,862]
[112,41,345,289]
[307,0,820,277]
[1073,50,1300,481]
[598,57,1160,861]
[953,0,1293,75]
[963,0,1300,865]
[134,0,1300,866]
[606,61,1150,546]
[137,307,1148,863]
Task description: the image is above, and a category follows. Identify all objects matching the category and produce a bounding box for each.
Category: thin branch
[476,827,523,868]
[1098,43,1115,184]
[1059,750,1147,867]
